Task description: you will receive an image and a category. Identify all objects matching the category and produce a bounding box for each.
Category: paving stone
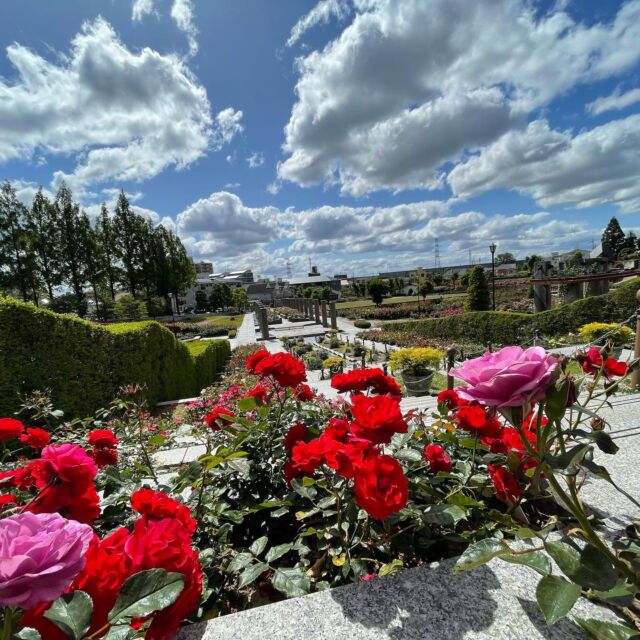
[152,444,206,467]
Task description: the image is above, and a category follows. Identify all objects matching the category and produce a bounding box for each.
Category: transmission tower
[434,238,441,270]
[286,260,292,279]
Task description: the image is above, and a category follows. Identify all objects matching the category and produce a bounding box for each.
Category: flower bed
[339,298,464,320]
[1,342,638,638]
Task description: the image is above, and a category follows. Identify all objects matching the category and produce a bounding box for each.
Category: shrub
[353,320,372,328]
[389,347,443,374]
[185,339,231,391]
[465,265,490,312]
[322,356,344,373]
[578,322,634,345]
[0,297,230,417]
[303,352,324,370]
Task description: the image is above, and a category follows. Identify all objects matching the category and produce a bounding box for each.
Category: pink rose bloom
[450,346,558,408]
[39,444,97,485]
[0,512,93,608]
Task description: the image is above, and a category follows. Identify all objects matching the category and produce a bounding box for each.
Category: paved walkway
[230,312,257,348]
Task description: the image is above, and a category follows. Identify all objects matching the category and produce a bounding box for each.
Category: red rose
[87,428,119,448]
[423,443,452,473]
[29,482,101,525]
[204,406,235,430]
[293,383,314,401]
[488,465,523,504]
[245,384,268,404]
[0,494,17,510]
[349,394,407,444]
[131,488,197,534]
[91,447,118,468]
[254,352,307,388]
[456,405,502,437]
[437,389,459,410]
[19,427,50,450]
[353,453,408,520]
[0,417,24,441]
[283,423,310,451]
[246,349,270,373]
[324,439,370,479]
[289,438,325,476]
[331,369,401,397]
[580,347,628,378]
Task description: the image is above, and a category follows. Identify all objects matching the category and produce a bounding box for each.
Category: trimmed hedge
[385,278,640,346]
[0,297,230,417]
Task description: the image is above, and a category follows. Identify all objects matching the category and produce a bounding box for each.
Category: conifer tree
[465,265,490,312]
[601,216,626,257]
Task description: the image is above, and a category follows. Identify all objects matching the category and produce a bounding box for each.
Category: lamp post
[489,243,497,311]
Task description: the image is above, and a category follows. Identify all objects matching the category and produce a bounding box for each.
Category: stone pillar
[314,299,321,324]
[563,283,582,305]
[585,260,609,297]
[533,261,551,313]
[307,299,314,319]
[258,307,270,340]
[329,301,338,330]
[321,301,328,328]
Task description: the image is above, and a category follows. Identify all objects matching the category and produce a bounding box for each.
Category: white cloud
[213,108,244,149]
[0,18,223,190]
[287,0,352,47]
[448,116,640,213]
[223,182,241,190]
[132,0,155,21]
[587,87,640,115]
[171,0,198,57]
[246,152,265,168]
[279,0,640,195]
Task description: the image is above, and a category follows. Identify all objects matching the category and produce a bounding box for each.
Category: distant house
[287,272,342,298]
[495,263,516,275]
[246,282,274,304]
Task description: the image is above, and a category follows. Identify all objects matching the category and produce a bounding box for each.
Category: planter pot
[400,369,435,396]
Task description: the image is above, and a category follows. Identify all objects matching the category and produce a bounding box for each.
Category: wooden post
[446,347,456,390]
[631,290,640,391]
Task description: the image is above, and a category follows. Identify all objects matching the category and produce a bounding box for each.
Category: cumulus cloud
[287,0,352,47]
[279,0,640,196]
[0,18,231,191]
[448,116,640,213]
[132,0,155,21]
[587,87,640,115]
[246,152,265,168]
[171,0,198,57]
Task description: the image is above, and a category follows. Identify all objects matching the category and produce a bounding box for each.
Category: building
[190,259,213,275]
[495,263,517,276]
[286,269,342,298]
[213,269,254,284]
[246,282,275,304]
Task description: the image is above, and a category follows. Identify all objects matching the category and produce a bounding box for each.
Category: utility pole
[632,289,640,391]
[489,243,497,311]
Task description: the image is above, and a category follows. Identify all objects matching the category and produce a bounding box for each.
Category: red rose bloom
[204,406,235,430]
[423,444,452,473]
[36,443,97,485]
[131,488,197,534]
[293,383,314,401]
[19,427,50,450]
[87,428,119,448]
[283,423,310,451]
[0,417,24,441]
[331,369,401,397]
[289,438,325,476]
[91,447,118,468]
[437,389,460,410]
[0,494,17,510]
[349,394,407,444]
[456,405,502,437]
[323,439,370,479]
[489,465,523,504]
[353,453,408,520]
[254,352,307,388]
[245,384,268,404]
[246,349,269,373]
[29,482,101,525]
[580,347,628,378]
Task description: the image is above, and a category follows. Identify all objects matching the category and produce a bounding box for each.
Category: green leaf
[16,629,41,640]
[422,504,467,526]
[575,618,640,640]
[237,562,268,588]
[108,569,184,622]
[102,626,136,640]
[271,568,311,598]
[250,536,269,557]
[453,538,508,573]
[227,552,254,573]
[237,396,257,411]
[447,493,485,508]
[44,591,93,640]
[536,575,581,625]
[379,559,404,576]
[545,540,617,591]
[587,430,619,455]
[545,378,570,421]
[265,543,294,563]
[545,444,590,471]
[147,434,166,446]
[501,551,551,576]
[394,448,423,462]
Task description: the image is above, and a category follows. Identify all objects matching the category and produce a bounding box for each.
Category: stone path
[229,312,257,348]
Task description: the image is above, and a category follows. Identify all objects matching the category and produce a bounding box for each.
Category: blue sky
[1,0,639,278]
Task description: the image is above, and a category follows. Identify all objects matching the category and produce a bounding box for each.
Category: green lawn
[180,314,243,327]
[336,293,464,309]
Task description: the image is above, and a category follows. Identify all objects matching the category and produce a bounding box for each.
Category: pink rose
[0,512,93,608]
[451,346,558,408]
[38,444,97,485]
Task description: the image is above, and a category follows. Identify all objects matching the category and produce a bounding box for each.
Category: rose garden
[0,275,640,640]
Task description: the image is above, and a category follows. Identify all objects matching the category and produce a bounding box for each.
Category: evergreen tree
[418,279,434,300]
[465,265,490,312]
[367,277,387,305]
[26,187,61,302]
[601,216,626,257]
[0,181,39,302]
[95,204,119,300]
[620,231,639,258]
[113,191,141,296]
[80,211,106,317]
[55,183,88,315]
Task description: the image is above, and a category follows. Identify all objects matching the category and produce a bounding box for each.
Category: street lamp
[489,243,497,311]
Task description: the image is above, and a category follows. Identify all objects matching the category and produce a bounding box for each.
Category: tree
[95,204,120,301]
[496,252,515,265]
[465,265,490,312]
[56,183,88,316]
[367,277,387,306]
[0,181,39,302]
[113,191,142,296]
[523,254,544,272]
[114,294,146,320]
[620,231,639,258]
[195,290,209,312]
[432,273,444,286]
[232,287,249,310]
[602,216,626,257]
[418,279,434,300]
[80,211,106,317]
[220,284,233,309]
[27,187,62,302]
[209,284,224,311]
[146,296,165,318]
[567,250,584,268]
[320,286,331,301]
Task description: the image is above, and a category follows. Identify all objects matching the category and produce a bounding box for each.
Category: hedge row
[0,297,230,417]
[385,278,640,346]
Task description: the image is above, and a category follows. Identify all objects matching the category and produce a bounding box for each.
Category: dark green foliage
[418,280,434,299]
[496,252,515,265]
[353,320,372,329]
[601,216,626,257]
[387,278,640,345]
[465,265,490,312]
[0,296,230,417]
[367,277,388,305]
